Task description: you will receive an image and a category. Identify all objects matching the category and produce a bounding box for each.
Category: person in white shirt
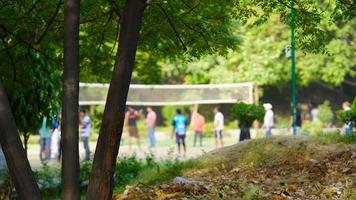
[80,110,91,161]
[213,107,224,148]
[262,103,274,138]
[310,103,319,123]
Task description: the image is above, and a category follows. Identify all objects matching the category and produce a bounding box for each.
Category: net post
[252,83,260,139]
[248,83,254,104]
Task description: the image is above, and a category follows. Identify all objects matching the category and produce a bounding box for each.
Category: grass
[112,152,207,194]
[308,132,356,144]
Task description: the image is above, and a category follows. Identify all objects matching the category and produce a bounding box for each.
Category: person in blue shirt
[172,109,188,156]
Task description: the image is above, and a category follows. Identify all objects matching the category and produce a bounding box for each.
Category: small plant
[231,102,264,141]
[317,101,333,127]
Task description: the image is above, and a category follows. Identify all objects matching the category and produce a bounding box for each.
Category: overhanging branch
[36,0,62,44]
[156,4,187,51]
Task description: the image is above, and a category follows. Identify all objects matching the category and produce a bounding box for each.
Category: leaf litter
[114,136,356,200]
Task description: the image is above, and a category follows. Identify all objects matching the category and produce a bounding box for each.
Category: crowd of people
[261,101,354,137]
[39,110,92,162]
[39,100,353,160]
[124,106,225,157]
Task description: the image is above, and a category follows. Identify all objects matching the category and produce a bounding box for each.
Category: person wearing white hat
[262,103,274,138]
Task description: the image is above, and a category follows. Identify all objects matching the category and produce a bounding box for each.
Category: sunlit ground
[19,128,295,169]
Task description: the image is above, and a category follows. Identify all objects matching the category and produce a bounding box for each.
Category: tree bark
[86,0,147,199]
[239,124,251,141]
[0,81,41,199]
[61,0,80,199]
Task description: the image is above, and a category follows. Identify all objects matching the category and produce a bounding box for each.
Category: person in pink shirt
[146,106,157,148]
[193,111,205,147]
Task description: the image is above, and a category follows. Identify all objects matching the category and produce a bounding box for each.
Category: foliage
[230,102,264,127]
[0,1,63,135]
[111,153,202,193]
[314,132,356,144]
[1,0,354,137]
[317,101,334,126]
[301,121,324,136]
[163,13,355,87]
[337,97,356,125]
[1,52,61,149]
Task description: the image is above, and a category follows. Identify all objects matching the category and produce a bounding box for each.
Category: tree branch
[0,23,62,66]
[156,4,187,51]
[276,0,320,16]
[180,19,211,49]
[110,0,122,18]
[344,79,356,87]
[181,0,201,16]
[36,0,62,44]
[0,38,17,87]
[27,0,42,14]
[80,10,112,24]
[111,20,121,53]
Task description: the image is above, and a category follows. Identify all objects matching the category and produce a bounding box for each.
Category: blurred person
[39,115,51,162]
[310,103,319,123]
[193,111,205,147]
[125,107,141,152]
[80,110,91,161]
[262,103,274,138]
[342,101,353,135]
[50,113,61,160]
[172,109,188,156]
[213,107,224,148]
[57,113,62,162]
[146,106,157,148]
[288,106,303,135]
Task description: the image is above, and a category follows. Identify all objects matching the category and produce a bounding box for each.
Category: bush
[337,97,356,126]
[230,102,264,127]
[317,101,333,126]
[114,155,146,188]
[91,105,105,134]
[301,121,323,136]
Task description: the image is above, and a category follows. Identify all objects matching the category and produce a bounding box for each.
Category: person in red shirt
[193,111,205,147]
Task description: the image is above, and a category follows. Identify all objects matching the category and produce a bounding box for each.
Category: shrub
[230,102,264,127]
[317,101,333,126]
[114,155,145,187]
[337,97,356,126]
[301,121,323,136]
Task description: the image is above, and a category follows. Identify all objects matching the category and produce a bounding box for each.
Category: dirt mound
[114,136,356,199]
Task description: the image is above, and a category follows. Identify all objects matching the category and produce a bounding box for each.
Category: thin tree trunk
[61,0,80,199]
[87,0,147,199]
[0,81,41,199]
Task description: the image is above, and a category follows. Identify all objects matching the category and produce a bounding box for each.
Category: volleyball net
[79,82,255,106]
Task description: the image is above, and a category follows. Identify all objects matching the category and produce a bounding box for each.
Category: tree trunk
[61,0,80,199]
[239,124,251,141]
[0,81,41,199]
[86,0,147,199]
